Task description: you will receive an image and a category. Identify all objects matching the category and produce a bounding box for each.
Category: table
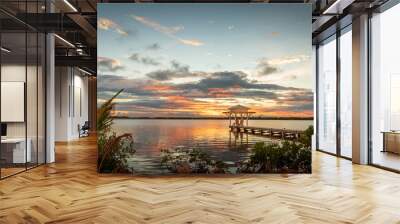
[1,138,31,163]
[382,131,400,154]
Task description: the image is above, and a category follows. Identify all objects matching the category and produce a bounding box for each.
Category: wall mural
[97,4,313,175]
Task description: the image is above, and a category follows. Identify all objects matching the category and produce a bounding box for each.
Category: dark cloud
[129,54,139,61]
[234,90,278,99]
[267,102,314,113]
[114,103,202,117]
[256,55,311,76]
[171,60,188,71]
[147,43,161,50]
[118,99,177,109]
[98,57,124,72]
[178,71,300,92]
[141,57,160,66]
[257,60,278,76]
[97,75,158,97]
[279,91,313,103]
[289,103,313,112]
[98,71,307,102]
[146,60,206,81]
[129,53,161,66]
[97,71,313,115]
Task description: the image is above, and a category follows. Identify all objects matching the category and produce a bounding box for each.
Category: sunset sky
[97,4,313,118]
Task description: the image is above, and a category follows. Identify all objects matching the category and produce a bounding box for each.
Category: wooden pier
[229,125,304,140]
[224,105,304,140]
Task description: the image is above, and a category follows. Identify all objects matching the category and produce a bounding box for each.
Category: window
[0,1,46,179]
[339,27,352,158]
[370,3,400,171]
[317,35,337,154]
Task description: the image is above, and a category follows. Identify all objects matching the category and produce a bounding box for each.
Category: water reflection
[228,131,249,150]
[113,119,312,174]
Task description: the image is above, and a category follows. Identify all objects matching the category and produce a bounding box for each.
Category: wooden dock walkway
[229,125,304,140]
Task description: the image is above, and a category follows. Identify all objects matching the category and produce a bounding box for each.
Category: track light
[78,67,92,76]
[322,0,343,15]
[1,47,11,53]
[63,0,78,12]
[54,34,75,48]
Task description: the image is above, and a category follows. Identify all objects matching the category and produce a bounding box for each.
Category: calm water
[113,119,313,174]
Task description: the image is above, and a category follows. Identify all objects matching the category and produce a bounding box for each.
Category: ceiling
[0,0,390,75]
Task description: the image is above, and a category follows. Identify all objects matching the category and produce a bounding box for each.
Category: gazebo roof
[228,105,250,113]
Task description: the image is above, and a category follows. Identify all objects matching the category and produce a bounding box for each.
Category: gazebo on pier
[223,105,303,140]
[223,105,255,127]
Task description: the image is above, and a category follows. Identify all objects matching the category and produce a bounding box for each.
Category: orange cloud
[98,17,128,36]
[207,88,233,98]
[130,14,204,47]
[143,85,175,92]
[166,95,187,101]
[177,38,204,46]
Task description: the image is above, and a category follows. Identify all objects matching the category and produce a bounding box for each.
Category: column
[352,14,369,164]
[45,0,56,163]
[46,32,55,163]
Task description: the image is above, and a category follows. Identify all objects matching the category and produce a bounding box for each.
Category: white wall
[55,67,89,141]
[55,67,69,141]
[1,65,26,139]
[71,73,89,138]
[1,65,41,138]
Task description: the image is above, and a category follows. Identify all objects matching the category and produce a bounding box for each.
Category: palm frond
[97,133,133,172]
[97,89,123,134]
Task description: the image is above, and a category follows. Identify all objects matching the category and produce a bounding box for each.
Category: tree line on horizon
[111,115,314,120]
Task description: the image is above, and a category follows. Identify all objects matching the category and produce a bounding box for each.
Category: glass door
[1,30,28,178]
[0,1,47,179]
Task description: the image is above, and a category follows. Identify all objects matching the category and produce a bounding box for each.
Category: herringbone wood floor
[1,136,400,224]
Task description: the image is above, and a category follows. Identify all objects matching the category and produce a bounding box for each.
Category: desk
[1,138,31,163]
[382,131,400,154]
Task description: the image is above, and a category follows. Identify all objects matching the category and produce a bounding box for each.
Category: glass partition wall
[317,35,337,155]
[339,26,352,159]
[0,3,46,179]
[316,26,352,159]
[370,3,400,171]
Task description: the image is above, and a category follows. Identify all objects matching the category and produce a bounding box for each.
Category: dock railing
[229,125,304,140]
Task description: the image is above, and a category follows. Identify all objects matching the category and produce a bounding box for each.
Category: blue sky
[97,4,313,117]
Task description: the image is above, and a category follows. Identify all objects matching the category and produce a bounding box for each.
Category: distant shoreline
[112,116,314,121]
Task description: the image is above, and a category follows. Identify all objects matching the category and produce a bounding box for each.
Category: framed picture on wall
[1,81,25,123]
[97,3,313,175]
